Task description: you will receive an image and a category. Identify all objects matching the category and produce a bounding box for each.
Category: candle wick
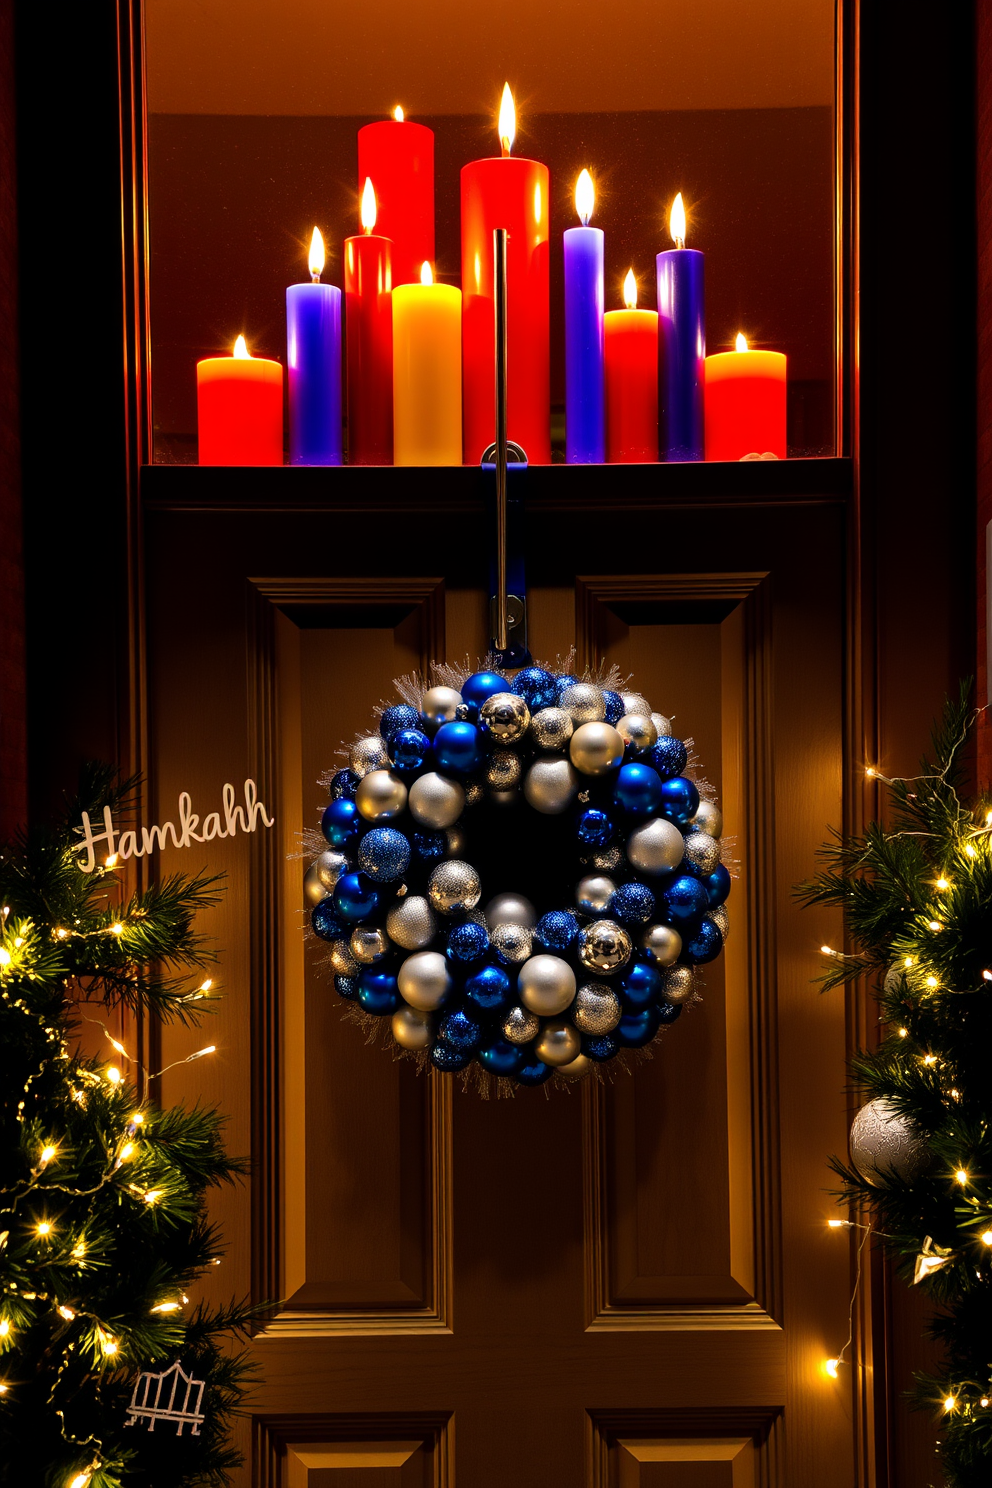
[675,237,685,250]
[500,139,511,159]
[311,271,320,284]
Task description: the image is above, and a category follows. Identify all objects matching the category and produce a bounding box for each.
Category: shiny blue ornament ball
[685,919,723,964]
[510,666,557,711]
[554,673,578,700]
[321,797,361,848]
[379,704,420,742]
[448,921,489,963]
[311,900,344,941]
[616,1006,661,1047]
[657,999,684,1025]
[582,1032,620,1061]
[619,958,663,1009]
[464,963,512,1012]
[357,968,399,1015]
[460,671,507,718]
[433,720,483,775]
[411,830,447,864]
[648,736,688,781]
[603,690,625,724]
[577,808,613,848]
[515,1056,554,1086]
[357,827,410,882]
[335,973,359,1000]
[614,762,663,816]
[390,727,431,773]
[610,883,656,927]
[705,863,732,907]
[438,1007,482,1053]
[329,768,360,799]
[430,1042,472,1071]
[659,776,701,826]
[333,871,381,922]
[478,1037,525,1076]
[535,910,579,952]
[662,874,710,925]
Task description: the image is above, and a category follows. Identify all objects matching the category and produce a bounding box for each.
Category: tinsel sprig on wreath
[798,685,992,1487]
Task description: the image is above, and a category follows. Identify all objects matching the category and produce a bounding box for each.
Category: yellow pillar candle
[392,262,463,465]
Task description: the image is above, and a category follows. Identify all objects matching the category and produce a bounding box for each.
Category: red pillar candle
[196,335,283,465]
[704,333,787,461]
[357,107,434,288]
[344,179,394,465]
[460,84,550,465]
[604,270,659,463]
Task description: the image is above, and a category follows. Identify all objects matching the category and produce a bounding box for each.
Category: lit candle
[358,106,435,288]
[564,168,605,464]
[704,333,787,461]
[286,228,342,466]
[344,178,393,465]
[196,335,283,466]
[461,84,551,465]
[604,270,659,463]
[392,261,462,466]
[656,192,705,461]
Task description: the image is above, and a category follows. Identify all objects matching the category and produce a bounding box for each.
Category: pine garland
[799,686,992,1486]
[0,766,264,1487]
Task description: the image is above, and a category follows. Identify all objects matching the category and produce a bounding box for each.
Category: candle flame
[420,260,433,286]
[393,105,404,122]
[575,169,594,226]
[623,269,638,309]
[670,191,686,247]
[735,332,748,352]
[233,335,250,359]
[498,83,516,156]
[360,177,377,233]
[308,227,325,280]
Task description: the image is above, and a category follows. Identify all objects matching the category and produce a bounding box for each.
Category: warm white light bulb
[824,1358,840,1379]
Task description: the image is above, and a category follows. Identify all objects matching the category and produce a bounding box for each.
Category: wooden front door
[143,470,857,1485]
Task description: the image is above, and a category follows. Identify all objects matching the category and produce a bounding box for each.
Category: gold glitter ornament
[428,860,481,915]
[485,749,523,790]
[502,1005,540,1044]
[349,734,390,777]
[530,707,574,751]
[572,980,622,1033]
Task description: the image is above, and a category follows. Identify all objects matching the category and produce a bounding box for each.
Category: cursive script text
[77,779,274,873]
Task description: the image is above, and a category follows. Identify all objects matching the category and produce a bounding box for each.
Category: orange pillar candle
[196,336,283,465]
[704,334,787,461]
[604,270,659,463]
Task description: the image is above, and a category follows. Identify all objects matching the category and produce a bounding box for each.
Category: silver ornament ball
[518,954,577,1015]
[524,757,579,814]
[491,923,534,964]
[530,707,574,751]
[569,721,625,776]
[535,1020,582,1067]
[428,859,481,915]
[480,691,531,744]
[651,713,672,738]
[328,939,359,976]
[661,966,695,1004]
[578,919,633,974]
[640,924,683,965]
[502,1005,540,1045]
[556,1052,592,1081]
[350,926,391,965]
[617,712,658,753]
[420,686,463,731]
[356,769,408,822]
[485,749,522,790]
[314,849,349,890]
[386,895,437,950]
[304,862,331,906]
[575,874,616,915]
[682,831,721,877]
[408,772,465,829]
[621,692,652,717]
[626,818,685,875]
[691,799,724,838]
[391,1004,434,1051]
[849,1098,931,1187]
[573,980,622,1034]
[707,907,730,941]
[485,893,536,929]
[349,734,390,778]
[559,682,606,723]
[397,950,453,1011]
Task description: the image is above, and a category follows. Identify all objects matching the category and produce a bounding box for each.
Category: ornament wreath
[304,659,731,1091]
[799,686,992,1487]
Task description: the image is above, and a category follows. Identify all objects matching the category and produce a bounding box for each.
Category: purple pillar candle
[287,228,343,466]
[656,193,705,462]
[564,170,605,464]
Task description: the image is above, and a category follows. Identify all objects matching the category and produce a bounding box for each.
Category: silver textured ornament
[589,846,622,872]
[524,757,579,814]
[349,734,390,778]
[691,799,724,838]
[314,849,349,889]
[573,980,622,1033]
[530,707,574,751]
[502,1005,540,1045]
[556,1052,592,1081]
[518,953,577,1014]
[661,966,695,1004]
[355,769,408,822]
[386,895,437,950]
[485,749,522,790]
[569,721,625,776]
[578,919,632,973]
[535,1020,582,1067]
[651,712,672,738]
[408,772,465,829]
[491,923,534,964]
[480,691,530,743]
[350,926,391,964]
[304,862,331,906]
[420,686,463,731]
[617,713,658,753]
[707,907,730,941]
[849,1097,931,1187]
[391,1004,433,1051]
[621,691,651,716]
[640,924,683,965]
[485,893,536,929]
[559,682,606,723]
[445,825,467,857]
[328,938,359,976]
[626,818,685,875]
[575,874,616,915]
[397,950,453,1010]
[682,831,721,877]
[428,860,481,915]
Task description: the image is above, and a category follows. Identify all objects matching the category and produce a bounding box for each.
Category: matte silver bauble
[356,769,408,822]
[502,1005,540,1045]
[328,939,359,976]
[391,1004,433,1051]
[682,831,721,877]
[573,980,622,1033]
[315,849,349,889]
[485,893,536,929]
[640,924,683,966]
[849,1097,931,1187]
[535,1020,582,1067]
[491,923,534,964]
[386,895,437,950]
[621,691,651,716]
[530,707,574,751]
[651,713,672,738]
[524,758,580,814]
[559,682,606,723]
[428,860,481,915]
[589,846,622,873]
[480,691,530,743]
[708,906,730,941]
[304,863,331,906]
[691,799,724,838]
[349,734,390,778]
[485,749,522,790]
[569,721,625,776]
[350,926,390,964]
[420,686,463,731]
[397,950,453,1010]
[518,954,577,1014]
[578,919,633,973]
[556,1052,592,1081]
[445,825,467,857]
[617,713,658,753]
[408,772,465,829]
[626,818,685,875]
[575,874,616,915]
[661,966,695,1004]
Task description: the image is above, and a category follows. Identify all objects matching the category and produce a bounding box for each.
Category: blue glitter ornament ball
[335,973,359,1000]
[704,864,732,907]
[535,910,579,952]
[610,882,656,927]
[686,919,723,964]
[619,958,663,1009]
[616,1006,661,1047]
[433,720,483,775]
[577,808,613,848]
[614,762,663,816]
[329,768,360,799]
[311,900,344,941]
[357,827,411,882]
[390,727,431,773]
[478,1037,525,1076]
[659,776,701,826]
[662,874,710,925]
[411,830,447,864]
[379,704,420,742]
[333,872,381,922]
[603,690,625,724]
[431,1043,472,1071]
[464,964,512,1012]
[657,999,684,1024]
[321,797,361,848]
[438,1008,483,1053]
[516,1057,554,1086]
[510,667,557,711]
[582,1032,620,1061]
[448,920,489,963]
[460,671,507,718]
[357,969,399,1015]
[648,736,688,781]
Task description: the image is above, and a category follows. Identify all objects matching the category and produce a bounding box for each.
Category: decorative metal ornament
[559,682,606,723]
[518,953,577,1014]
[485,749,523,790]
[682,831,721,876]
[640,924,683,965]
[530,707,574,751]
[651,712,672,738]
[304,862,330,906]
[578,920,633,974]
[848,1097,931,1187]
[349,734,390,778]
[386,895,437,950]
[573,980,622,1033]
[502,1005,540,1044]
[575,875,616,915]
[350,927,390,965]
[617,713,658,753]
[420,686,463,730]
[626,818,685,875]
[621,692,651,716]
[428,860,482,915]
[480,691,531,743]
[707,906,730,941]
[391,1004,434,1051]
[569,721,625,776]
[328,939,359,976]
[555,1052,592,1081]
[491,923,534,964]
[535,1020,582,1066]
[660,966,695,1004]
[408,772,465,829]
[355,770,408,822]
[126,1360,205,1437]
[523,758,579,814]
[691,799,724,838]
[397,951,453,1010]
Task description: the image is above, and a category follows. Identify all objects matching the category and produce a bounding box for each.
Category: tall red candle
[704,334,787,461]
[197,335,283,465]
[604,271,658,463]
[460,85,550,465]
[357,108,434,288]
[344,178,393,465]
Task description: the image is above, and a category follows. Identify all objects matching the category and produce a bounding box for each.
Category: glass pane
[145,0,836,464]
